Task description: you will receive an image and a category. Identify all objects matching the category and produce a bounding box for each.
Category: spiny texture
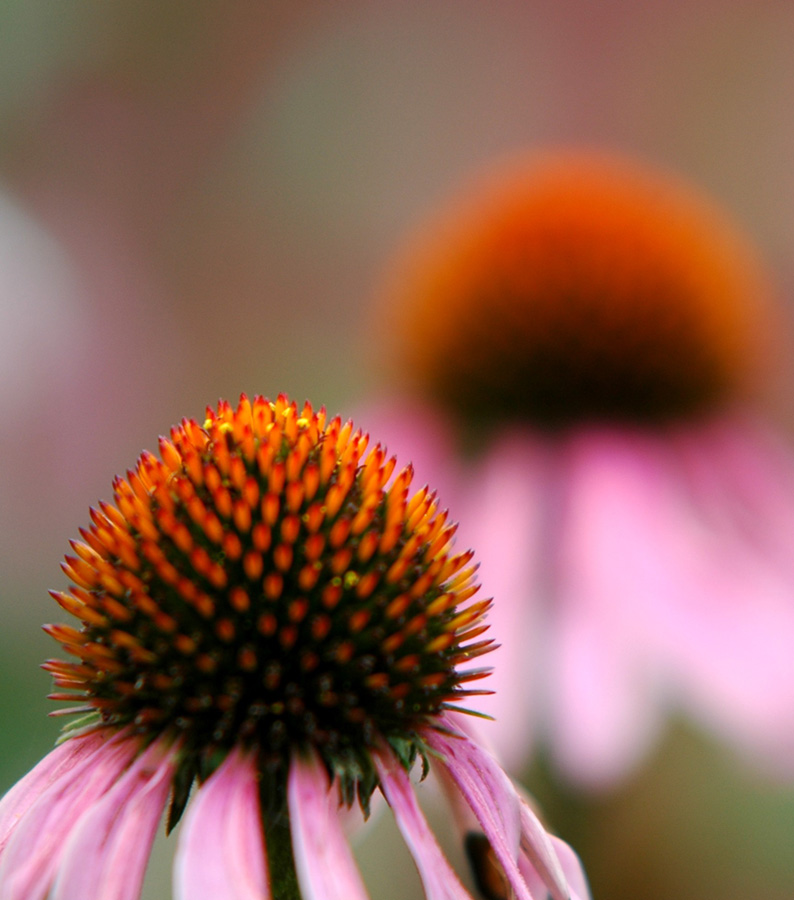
[45,395,491,810]
[383,151,774,426]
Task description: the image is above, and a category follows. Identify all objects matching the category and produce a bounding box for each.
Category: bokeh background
[1,2,793,897]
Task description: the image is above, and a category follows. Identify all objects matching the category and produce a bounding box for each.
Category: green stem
[264,807,303,900]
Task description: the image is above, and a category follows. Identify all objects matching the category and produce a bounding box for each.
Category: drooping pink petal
[549,428,684,784]
[552,419,794,782]
[661,534,794,773]
[373,749,473,900]
[174,747,269,900]
[675,414,794,574]
[287,749,369,900]
[0,730,111,854]
[444,718,588,900]
[545,836,591,900]
[0,732,140,900]
[426,724,546,900]
[453,429,550,771]
[545,595,663,787]
[515,795,569,900]
[666,415,794,770]
[49,736,177,900]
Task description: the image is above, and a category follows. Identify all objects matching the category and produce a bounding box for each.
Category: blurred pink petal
[675,416,794,570]
[352,398,462,512]
[374,397,794,788]
[174,748,269,900]
[453,431,549,771]
[548,428,681,783]
[658,419,794,771]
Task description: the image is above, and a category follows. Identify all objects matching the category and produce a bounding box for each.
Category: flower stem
[265,810,303,900]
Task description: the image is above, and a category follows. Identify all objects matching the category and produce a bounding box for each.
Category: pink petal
[0,730,111,854]
[545,596,663,786]
[425,725,536,900]
[512,784,591,900]
[515,796,569,900]
[675,414,794,572]
[50,737,177,900]
[549,428,683,784]
[351,398,461,508]
[429,722,585,900]
[665,416,794,768]
[453,430,550,771]
[0,733,140,900]
[663,538,794,767]
[174,748,269,900]
[373,750,473,900]
[545,836,591,900]
[287,750,369,900]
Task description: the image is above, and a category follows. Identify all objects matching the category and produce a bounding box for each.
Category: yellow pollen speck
[343,571,359,590]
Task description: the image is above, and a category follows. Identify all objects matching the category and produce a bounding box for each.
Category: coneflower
[363,149,794,786]
[0,394,588,900]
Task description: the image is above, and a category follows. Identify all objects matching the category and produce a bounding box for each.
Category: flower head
[48,394,489,811]
[0,394,588,899]
[363,150,794,786]
[381,150,775,426]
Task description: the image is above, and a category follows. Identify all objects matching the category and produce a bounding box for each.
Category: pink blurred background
[1,3,793,897]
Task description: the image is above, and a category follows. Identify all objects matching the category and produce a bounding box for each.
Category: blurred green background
[1,3,793,897]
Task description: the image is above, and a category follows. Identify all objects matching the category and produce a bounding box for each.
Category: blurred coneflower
[363,150,794,787]
[0,394,588,900]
